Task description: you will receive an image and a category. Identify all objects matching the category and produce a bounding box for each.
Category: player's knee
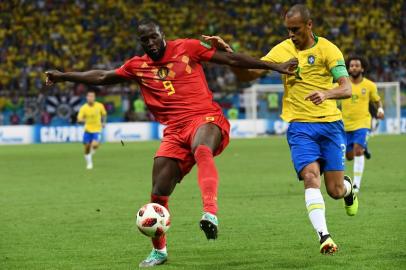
[326,185,344,200]
[192,143,213,155]
[346,152,353,161]
[191,124,221,154]
[354,147,364,156]
[92,144,99,149]
[302,171,320,188]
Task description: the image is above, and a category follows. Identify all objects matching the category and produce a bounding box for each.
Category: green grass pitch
[1,135,405,270]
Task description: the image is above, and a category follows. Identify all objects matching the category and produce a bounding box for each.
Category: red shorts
[155,113,230,179]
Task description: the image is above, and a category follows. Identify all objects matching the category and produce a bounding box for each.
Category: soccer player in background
[45,19,297,267]
[342,56,384,193]
[206,4,358,255]
[77,90,107,170]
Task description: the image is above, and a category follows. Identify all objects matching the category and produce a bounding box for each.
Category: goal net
[242,82,401,136]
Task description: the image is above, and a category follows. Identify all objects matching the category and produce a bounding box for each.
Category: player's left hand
[202,35,234,53]
[305,91,327,105]
[45,70,64,86]
[275,58,298,75]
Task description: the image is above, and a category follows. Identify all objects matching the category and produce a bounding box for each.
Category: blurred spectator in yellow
[0,0,404,124]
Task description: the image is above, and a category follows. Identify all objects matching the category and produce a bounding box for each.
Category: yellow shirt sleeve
[77,106,85,121]
[324,43,346,70]
[323,43,348,82]
[260,42,286,63]
[369,82,381,102]
[99,103,107,116]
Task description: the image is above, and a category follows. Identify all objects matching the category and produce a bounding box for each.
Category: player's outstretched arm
[305,76,352,105]
[45,70,126,86]
[210,51,297,75]
[202,35,234,53]
[203,35,268,81]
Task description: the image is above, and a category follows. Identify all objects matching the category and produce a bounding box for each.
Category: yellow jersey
[77,102,107,133]
[261,35,348,123]
[341,78,380,131]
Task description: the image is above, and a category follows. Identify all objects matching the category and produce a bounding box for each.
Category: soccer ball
[136,203,170,238]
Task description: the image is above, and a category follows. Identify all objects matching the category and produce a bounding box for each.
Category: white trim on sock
[156,247,167,254]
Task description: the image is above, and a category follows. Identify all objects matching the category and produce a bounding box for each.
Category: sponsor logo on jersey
[362,88,366,95]
[206,116,215,122]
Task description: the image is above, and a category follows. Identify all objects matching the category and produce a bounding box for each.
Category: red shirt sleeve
[115,58,137,79]
[184,39,217,62]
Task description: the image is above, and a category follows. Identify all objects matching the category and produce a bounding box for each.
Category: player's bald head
[137,18,163,35]
[285,4,311,23]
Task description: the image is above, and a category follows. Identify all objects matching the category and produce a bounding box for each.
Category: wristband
[377,108,384,114]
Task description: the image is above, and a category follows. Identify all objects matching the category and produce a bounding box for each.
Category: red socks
[151,194,169,250]
[149,144,218,251]
[194,145,218,215]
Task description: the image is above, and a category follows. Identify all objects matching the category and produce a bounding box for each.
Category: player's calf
[324,172,349,200]
[194,145,219,240]
[89,141,99,155]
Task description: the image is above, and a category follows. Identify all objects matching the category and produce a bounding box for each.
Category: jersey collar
[294,33,319,51]
[311,33,319,48]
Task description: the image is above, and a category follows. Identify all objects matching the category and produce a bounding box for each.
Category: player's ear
[307,19,312,30]
[158,27,165,38]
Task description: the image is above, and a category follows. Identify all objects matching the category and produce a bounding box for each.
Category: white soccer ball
[136,203,170,238]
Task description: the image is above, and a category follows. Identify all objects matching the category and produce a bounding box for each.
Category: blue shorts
[346,128,370,153]
[83,132,101,144]
[287,121,346,179]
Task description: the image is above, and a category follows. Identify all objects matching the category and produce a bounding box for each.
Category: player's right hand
[202,35,234,53]
[45,70,64,86]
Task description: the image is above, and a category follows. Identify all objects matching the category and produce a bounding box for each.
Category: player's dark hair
[87,89,96,95]
[286,4,311,22]
[346,55,368,72]
[137,18,162,31]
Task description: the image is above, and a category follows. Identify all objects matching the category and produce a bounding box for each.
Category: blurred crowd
[0,0,405,124]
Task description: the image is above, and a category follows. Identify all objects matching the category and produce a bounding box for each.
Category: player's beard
[350,71,362,80]
[147,40,166,61]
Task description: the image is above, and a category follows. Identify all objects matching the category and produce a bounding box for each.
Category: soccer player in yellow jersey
[205,4,358,255]
[77,90,107,169]
[342,56,384,193]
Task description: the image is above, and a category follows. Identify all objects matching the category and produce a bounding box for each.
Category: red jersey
[115,39,223,125]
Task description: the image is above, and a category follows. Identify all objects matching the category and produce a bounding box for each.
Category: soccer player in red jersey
[45,19,297,267]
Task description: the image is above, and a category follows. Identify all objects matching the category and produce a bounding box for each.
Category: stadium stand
[0,0,404,124]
